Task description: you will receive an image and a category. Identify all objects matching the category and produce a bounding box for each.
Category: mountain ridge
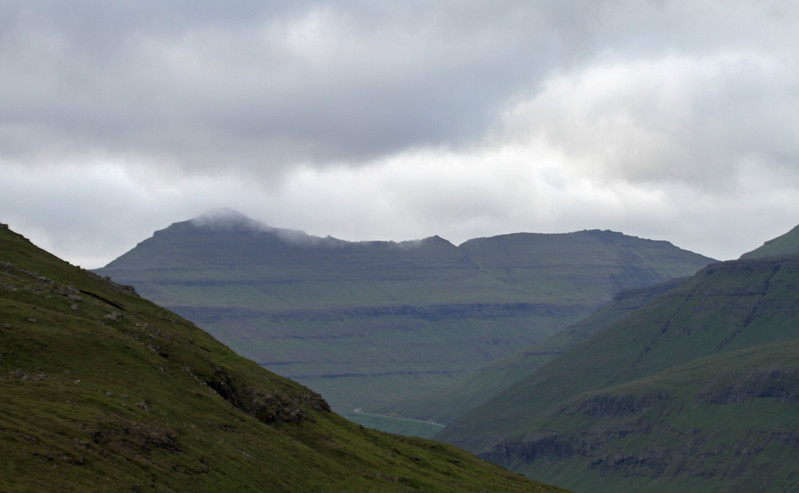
[740,223,799,259]
[96,210,715,433]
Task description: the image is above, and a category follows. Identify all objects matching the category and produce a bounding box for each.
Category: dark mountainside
[95,210,714,433]
[438,238,799,492]
[381,278,686,425]
[0,223,565,492]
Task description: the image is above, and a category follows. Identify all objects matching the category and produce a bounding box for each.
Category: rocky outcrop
[570,393,670,418]
[206,368,330,424]
[698,368,799,404]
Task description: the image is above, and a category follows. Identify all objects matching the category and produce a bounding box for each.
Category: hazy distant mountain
[381,278,685,425]
[438,246,799,492]
[96,210,714,434]
[0,223,561,492]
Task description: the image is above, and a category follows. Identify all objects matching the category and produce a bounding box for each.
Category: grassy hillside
[0,223,565,492]
[500,340,799,493]
[95,211,713,430]
[438,254,799,492]
[380,278,685,425]
[740,224,799,259]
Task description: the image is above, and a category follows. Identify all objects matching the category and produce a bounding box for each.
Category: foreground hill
[438,250,799,492]
[95,210,713,432]
[0,223,564,492]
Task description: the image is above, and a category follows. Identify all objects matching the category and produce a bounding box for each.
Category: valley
[4,2,794,491]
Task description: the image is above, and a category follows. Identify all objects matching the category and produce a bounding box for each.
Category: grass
[0,224,566,492]
[741,224,799,259]
[438,255,799,492]
[380,278,685,424]
[513,340,799,492]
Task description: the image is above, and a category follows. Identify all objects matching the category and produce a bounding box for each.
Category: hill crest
[0,222,560,492]
[740,223,799,259]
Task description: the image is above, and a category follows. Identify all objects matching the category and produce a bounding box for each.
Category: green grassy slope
[438,254,799,492]
[740,224,799,259]
[0,224,566,492]
[95,212,713,429]
[505,339,799,493]
[380,278,686,425]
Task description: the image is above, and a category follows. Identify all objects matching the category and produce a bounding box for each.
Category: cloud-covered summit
[188,208,339,247]
[190,208,271,231]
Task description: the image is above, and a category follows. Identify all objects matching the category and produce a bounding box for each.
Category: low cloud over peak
[190,208,267,230]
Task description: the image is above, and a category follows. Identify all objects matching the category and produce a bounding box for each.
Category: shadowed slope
[439,253,799,492]
[380,278,686,424]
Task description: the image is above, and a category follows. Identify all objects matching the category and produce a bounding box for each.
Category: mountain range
[0,222,563,492]
[5,212,796,492]
[435,225,799,492]
[95,209,714,433]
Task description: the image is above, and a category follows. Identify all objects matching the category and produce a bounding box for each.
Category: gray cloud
[1,1,798,266]
[0,1,624,170]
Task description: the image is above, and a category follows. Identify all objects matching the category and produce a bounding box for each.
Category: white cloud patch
[253,143,672,248]
[498,52,794,188]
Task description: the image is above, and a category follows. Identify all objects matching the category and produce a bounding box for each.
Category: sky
[2,1,798,268]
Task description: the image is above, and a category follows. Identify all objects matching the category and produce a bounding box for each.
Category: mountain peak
[190,208,269,232]
[398,235,456,249]
[185,209,344,248]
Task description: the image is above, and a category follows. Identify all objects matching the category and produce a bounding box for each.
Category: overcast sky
[2,1,798,268]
